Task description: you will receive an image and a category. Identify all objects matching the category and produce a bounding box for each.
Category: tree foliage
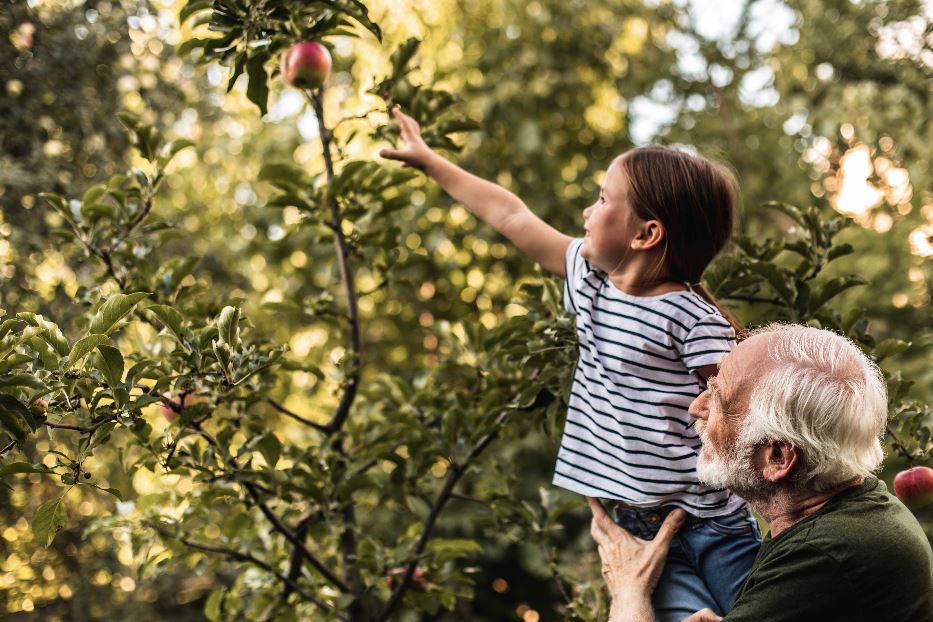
[1,0,931,620]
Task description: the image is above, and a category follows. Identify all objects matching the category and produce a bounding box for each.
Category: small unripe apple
[159,390,209,423]
[281,41,332,89]
[893,466,933,509]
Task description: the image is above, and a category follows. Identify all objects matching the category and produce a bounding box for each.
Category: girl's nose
[583,206,592,220]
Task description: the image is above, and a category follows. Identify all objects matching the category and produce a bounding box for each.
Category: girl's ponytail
[692,282,747,341]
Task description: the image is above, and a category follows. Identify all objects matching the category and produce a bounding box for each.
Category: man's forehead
[719,334,772,384]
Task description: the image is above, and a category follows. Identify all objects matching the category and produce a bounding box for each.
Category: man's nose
[688,391,709,420]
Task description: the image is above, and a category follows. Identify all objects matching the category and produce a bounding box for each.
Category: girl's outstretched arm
[380,107,572,277]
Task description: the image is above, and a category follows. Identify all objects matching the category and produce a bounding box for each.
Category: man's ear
[631,219,665,251]
[761,441,799,483]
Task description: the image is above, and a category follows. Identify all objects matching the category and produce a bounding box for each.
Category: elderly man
[590,324,933,621]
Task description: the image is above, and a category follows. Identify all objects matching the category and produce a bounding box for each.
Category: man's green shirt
[725,477,933,621]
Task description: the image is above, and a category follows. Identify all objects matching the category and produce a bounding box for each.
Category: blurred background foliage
[0,0,931,619]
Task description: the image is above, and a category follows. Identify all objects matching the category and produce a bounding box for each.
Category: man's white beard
[695,420,768,499]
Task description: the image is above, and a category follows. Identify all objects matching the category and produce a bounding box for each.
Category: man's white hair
[741,323,888,492]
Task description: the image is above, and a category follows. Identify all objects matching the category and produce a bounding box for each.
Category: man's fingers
[590,513,608,545]
[653,508,687,549]
[587,497,615,532]
[379,148,402,161]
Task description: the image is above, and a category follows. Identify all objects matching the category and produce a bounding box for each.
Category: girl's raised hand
[379,107,435,172]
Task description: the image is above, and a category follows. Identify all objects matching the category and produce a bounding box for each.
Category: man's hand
[379,107,437,173]
[588,497,687,622]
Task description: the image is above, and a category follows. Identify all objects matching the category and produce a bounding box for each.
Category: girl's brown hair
[617,146,745,336]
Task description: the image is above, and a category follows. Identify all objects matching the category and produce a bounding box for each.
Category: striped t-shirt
[553,238,745,517]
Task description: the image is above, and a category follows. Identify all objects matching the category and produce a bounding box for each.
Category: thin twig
[163,529,335,614]
[43,415,117,435]
[377,411,510,622]
[308,89,362,437]
[886,424,913,462]
[721,294,782,305]
[244,483,353,594]
[265,398,328,432]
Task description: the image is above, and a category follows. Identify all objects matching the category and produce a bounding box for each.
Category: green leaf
[32,498,68,547]
[341,0,382,41]
[26,336,59,370]
[873,338,910,362]
[216,306,240,348]
[88,292,150,336]
[0,374,47,391]
[159,139,196,167]
[0,325,41,360]
[179,0,213,23]
[146,304,185,340]
[764,201,806,225]
[98,486,124,501]
[94,345,125,388]
[390,37,420,77]
[257,432,281,468]
[0,462,55,477]
[0,318,26,341]
[426,537,483,564]
[227,53,246,92]
[0,353,34,374]
[245,54,269,116]
[808,275,868,315]
[65,334,109,370]
[204,586,225,621]
[116,111,142,132]
[39,192,75,224]
[747,262,796,306]
[827,243,854,262]
[0,394,37,433]
[16,313,70,356]
[82,184,108,206]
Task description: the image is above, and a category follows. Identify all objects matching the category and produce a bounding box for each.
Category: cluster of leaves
[0,20,580,619]
[707,202,932,463]
[178,0,382,114]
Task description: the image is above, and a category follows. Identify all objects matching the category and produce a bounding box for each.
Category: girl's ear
[630,219,665,251]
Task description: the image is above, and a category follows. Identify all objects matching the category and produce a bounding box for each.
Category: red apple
[281,42,332,89]
[893,466,933,509]
[386,566,426,590]
[159,390,209,423]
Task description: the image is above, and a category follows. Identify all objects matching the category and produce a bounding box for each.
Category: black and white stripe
[554,238,744,517]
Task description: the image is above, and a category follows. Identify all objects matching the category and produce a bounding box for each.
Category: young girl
[381,108,760,621]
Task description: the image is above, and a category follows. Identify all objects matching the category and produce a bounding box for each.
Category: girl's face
[580,160,641,273]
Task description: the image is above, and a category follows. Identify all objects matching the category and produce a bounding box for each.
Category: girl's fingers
[390,107,410,140]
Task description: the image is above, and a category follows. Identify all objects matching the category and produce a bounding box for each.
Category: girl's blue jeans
[612,503,761,622]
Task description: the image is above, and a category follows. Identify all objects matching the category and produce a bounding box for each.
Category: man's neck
[754,477,864,538]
